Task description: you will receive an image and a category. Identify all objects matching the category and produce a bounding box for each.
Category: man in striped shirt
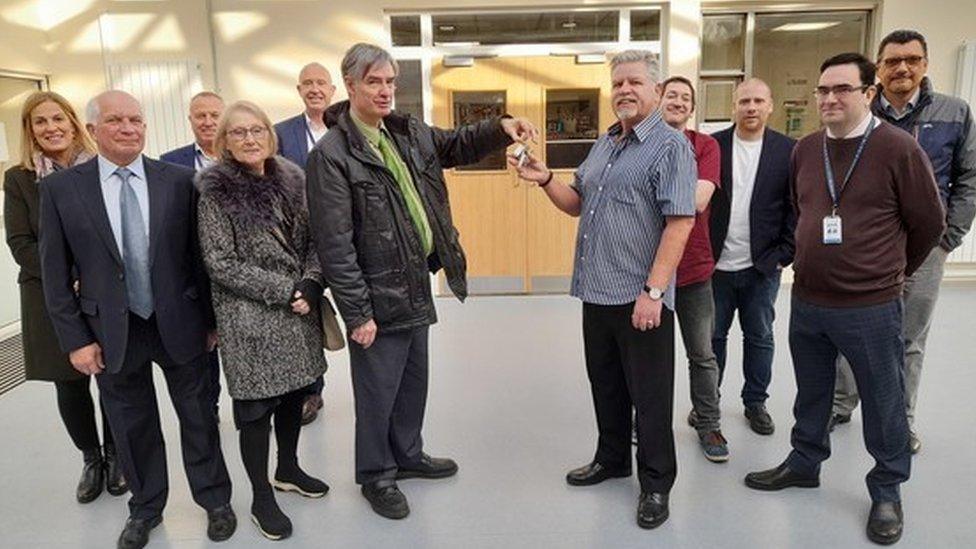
[512,50,697,530]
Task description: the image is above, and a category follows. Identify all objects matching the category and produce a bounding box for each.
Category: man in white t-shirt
[707,79,796,436]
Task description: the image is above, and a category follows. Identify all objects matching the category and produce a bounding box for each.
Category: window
[432,11,619,45]
[395,60,423,121]
[702,15,746,72]
[453,91,507,170]
[390,16,421,47]
[546,89,599,169]
[630,10,661,42]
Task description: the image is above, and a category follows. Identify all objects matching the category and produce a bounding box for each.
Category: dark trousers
[583,302,676,494]
[712,267,781,407]
[95,314,232,519]
[786,297,910,503]
[207,348,221,413]
[54,376,114,452]
[349,326,429,484]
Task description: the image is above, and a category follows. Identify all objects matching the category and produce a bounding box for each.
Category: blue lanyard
[822,116,876,214]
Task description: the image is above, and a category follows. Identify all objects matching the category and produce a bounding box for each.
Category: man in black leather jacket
[306,43,536,520]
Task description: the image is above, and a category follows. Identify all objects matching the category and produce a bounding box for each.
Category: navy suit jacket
[274,114,311,168]
[709,126,797,276]
[39,156,214,373]
[159,143,196,169]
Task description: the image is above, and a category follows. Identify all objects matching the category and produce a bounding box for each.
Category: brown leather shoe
[300,395,323,425]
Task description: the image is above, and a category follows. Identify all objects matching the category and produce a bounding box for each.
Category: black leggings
[54,377,113,452]
[237,389,305,497]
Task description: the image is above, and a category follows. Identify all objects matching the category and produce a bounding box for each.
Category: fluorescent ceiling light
[771,22,841,32]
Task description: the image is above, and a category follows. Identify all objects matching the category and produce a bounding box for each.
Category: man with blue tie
[275,62,335,167]
[160,91,225,420]
[274,62,335,424]
[39,90,235,549]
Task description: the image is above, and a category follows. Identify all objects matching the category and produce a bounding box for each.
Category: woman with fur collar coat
[196,101,328,541]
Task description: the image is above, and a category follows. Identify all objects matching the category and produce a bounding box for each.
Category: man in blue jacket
[274,62,335,167]
[273,62,336,424]
[830,30,976,453]
[160,91,224,170]
[160,91,225,420]
[708,79,796,437]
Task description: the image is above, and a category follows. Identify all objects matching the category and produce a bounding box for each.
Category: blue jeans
[786,297,910,503]
[712,267,781,407]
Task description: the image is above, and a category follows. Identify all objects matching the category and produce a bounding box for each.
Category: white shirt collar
[826,112,877,139]
[98,154,146,183]
[194,142,217,160]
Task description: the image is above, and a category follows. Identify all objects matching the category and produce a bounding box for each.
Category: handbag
[320,295,346,351]
[269,223,345,351]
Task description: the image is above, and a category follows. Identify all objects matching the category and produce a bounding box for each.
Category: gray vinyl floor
[1,283,974,548]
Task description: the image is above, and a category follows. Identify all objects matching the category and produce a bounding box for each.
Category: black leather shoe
[251,494,292,540]
[566,461,631,486]
[117,515,161,549]
[77,448,104,504]
[207,503,237,542]
[867,501,903,545]
[104,445,129,496]
[362,480,409,519]
[396,453,458,480]
[744,462,820,491]
[637,492,669,529]
[745,404,775,435]
[828,413,851,433]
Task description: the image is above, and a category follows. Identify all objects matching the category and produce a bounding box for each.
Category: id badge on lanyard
[821,117,875,245]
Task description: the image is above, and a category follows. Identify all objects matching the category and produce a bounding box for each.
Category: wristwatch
[643,284,665,301]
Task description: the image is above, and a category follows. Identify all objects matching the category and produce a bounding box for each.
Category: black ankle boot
[103,445,129,496]
[77,448,104,503]
[250,493,292,541]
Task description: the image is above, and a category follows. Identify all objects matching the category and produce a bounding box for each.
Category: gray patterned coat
[197,156,327,400]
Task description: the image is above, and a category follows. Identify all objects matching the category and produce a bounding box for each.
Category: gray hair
[341,43,399,82]
[610,50,661,83]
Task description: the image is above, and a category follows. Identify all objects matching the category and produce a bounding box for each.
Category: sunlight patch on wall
[1,0,97,32]
[213,11,268,43]
[141,14,187,51]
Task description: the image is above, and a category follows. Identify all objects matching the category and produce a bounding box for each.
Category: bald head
[733,78,773,138]
[86,90,146,165]
[297,63,335,119]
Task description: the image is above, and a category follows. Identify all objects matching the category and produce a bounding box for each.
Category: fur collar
[197,156,306,228]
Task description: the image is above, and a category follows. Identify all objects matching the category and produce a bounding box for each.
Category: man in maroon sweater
[744,53,944,545]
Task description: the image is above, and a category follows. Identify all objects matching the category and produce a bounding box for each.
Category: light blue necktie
[117,167,153,318]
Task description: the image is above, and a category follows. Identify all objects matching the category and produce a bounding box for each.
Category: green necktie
[376,131,433,256]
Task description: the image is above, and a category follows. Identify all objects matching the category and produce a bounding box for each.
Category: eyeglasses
[879,55,926,69]
[813,84,870,98]
[227,126,268,141]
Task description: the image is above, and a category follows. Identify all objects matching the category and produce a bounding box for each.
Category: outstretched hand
[500,117,539,144]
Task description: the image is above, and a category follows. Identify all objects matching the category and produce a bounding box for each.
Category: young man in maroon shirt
[658,77,728,462]
[744,53,944,545]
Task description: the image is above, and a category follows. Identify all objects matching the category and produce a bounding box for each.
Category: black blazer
[39,156,213,373]
[709,126,797,275]
[159,143,196,170]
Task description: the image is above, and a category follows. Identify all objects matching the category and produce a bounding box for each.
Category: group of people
[2,29,972,549]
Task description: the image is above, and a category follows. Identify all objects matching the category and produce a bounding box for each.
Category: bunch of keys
[512,143,531,168]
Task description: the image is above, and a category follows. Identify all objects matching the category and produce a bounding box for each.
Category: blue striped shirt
[569,110,697,309]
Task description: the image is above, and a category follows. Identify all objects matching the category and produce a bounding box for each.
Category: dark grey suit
[39,155,231,519]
